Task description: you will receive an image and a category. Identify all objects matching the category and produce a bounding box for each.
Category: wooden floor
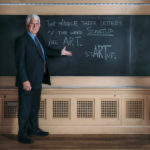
[0,134,150,150]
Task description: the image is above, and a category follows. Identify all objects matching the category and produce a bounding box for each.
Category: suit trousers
[18,88,41,137]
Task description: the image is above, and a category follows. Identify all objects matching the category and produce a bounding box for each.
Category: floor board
[0,134,150,150]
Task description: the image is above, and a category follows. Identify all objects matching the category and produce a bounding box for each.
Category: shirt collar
[27,31,36,41]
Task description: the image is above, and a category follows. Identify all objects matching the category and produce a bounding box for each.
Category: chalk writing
[63,36,83,47]
[70,30,83,35]
[80,20,97,26]
[48,40,58,46]
[58,19,78,26]
[87,27,114,36]
[85,44,117,60]
[43,16,125,65]
[58,31,68,35]
[47,30,55,35]
[45,20,56,27]
[99,20,122,26]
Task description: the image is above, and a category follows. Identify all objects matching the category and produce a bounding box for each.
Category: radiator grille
[39,100,46,119]
[4,101,18,118]
[126,99,144,119]
[3,100,46,119]
[101,99,118,118]
[53,99,70,118]
[77,99,94,118]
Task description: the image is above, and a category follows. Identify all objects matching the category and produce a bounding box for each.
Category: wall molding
[1,3,150,6]
[1,76,150,89]
[0,0,150,4]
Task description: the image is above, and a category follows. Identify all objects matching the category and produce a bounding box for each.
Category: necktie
[35,37,46,73]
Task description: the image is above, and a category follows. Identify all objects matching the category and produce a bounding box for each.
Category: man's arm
[15,37,32,91]
[38,34,72,57]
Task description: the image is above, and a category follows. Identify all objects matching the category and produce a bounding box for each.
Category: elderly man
[15,14,72,144]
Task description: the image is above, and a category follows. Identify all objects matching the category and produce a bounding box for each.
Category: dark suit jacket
[15,32,61,89]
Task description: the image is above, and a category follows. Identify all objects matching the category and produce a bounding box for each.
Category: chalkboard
[0,15,150,76]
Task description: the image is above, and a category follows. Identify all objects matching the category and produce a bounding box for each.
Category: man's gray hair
[26,14,40,25]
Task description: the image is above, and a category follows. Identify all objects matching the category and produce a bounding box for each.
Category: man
[15,14,72,144]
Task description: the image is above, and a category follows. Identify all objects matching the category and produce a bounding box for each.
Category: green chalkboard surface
[0,15,150,76]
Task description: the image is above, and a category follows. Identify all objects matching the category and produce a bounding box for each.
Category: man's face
[26,18,40,36]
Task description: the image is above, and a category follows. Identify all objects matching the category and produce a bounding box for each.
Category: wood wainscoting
[1,85,150,134]
[1,0,150,135]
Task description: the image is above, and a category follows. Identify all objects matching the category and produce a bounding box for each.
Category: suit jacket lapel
[26,32,44,61]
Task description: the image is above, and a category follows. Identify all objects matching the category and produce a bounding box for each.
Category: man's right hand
[23,81,32,91]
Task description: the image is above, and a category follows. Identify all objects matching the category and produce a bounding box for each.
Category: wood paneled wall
[1,88,150,134]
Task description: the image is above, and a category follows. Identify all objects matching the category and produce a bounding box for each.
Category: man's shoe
[29,128,49,136]
[18,136,33,144]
